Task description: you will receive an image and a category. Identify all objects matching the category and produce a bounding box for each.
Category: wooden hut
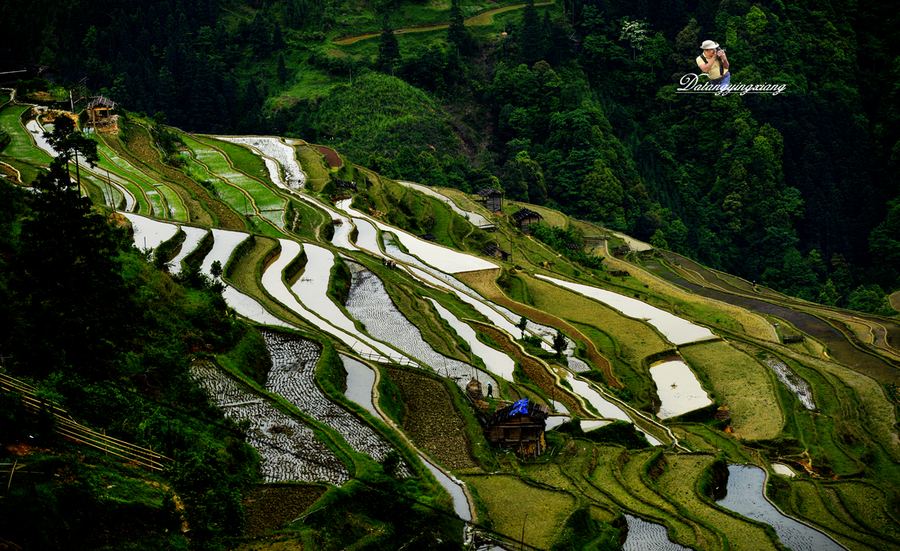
[511,208,543,231]
[484,399,550,458]
[86,95,116,127]
[334,179,357,191]
[482,243,510,261]
[475,187,504,212]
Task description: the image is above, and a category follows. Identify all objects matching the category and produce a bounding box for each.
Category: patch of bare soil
[456,270,620,388]
[313,144,342,168]
[242,484,327,537]
[385,366,479,470]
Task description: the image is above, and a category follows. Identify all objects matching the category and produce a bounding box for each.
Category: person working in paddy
[697,39,730,89]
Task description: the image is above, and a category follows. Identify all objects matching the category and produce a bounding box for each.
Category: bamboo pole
[7,459,16,490]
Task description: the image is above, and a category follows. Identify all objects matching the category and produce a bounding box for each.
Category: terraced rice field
[679,341,783,440]
[168,226,209,273]
[187,136,287,216]
[262,329,406,473]
[216,136,306,190]
[535,274,717,345]
[524,273,669,363]
[344,262,497,389]
[424,297,516,381]
[461,474,575,549]
[259,239,394,360]
[190,360,349,484]
[1,106,54,164]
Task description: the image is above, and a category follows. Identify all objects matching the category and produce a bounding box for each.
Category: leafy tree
[553,329,567,357]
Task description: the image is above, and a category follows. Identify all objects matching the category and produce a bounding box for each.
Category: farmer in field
[487,383,493,398]
[697,39,730,89]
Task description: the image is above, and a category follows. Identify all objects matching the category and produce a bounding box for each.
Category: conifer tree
[377,15,401,75]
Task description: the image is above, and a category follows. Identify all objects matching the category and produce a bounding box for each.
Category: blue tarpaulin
[509,399,530,417]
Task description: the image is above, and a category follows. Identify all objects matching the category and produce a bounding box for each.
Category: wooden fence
[0,372,174,472]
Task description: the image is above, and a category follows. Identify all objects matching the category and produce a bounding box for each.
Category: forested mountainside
[3,0,899,310]
[2,1,900,550]
[2,77,900,550]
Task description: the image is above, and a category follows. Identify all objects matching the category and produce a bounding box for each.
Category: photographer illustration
[696,39,730,89]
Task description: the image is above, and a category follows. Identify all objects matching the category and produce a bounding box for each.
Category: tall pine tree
[377,15,401,75]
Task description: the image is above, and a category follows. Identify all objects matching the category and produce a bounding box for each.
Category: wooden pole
[520,513,527,551]
[7,459,17,490]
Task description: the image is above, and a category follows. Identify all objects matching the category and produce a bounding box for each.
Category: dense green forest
[4,0,899,309]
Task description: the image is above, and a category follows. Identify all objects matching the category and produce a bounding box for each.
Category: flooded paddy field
[652,262,900,384]
[345,261,497,389]
[259,239,394,360]
[763,358,815,409]
[716,465,846,551]
[122,212,179,251]
[263,329,405,472]
[191,360,349,484]
[650,359,712,419]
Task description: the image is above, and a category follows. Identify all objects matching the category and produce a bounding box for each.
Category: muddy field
[313,144,342,168]
[384,366,479,470]
[242,484,327,537]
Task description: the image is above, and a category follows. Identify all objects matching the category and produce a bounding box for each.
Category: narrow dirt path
[332,2,554,45]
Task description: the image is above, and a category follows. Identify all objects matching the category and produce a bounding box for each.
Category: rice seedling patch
[191,360,349,485]
[679,341,783,441]
[461,474,576,549]
[262,330,407,472]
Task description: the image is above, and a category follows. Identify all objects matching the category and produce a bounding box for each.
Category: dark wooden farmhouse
[511,208,543,231]
[484,399,550,458]
[482,243,510,261]
[86,95,116,127]
[475,187,504,212]
[334,179,357,191]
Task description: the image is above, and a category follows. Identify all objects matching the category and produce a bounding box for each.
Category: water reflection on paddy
[650,360,712,419]
[717,465,846,551]
[534,274,716,345]
[123,212,179,251]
